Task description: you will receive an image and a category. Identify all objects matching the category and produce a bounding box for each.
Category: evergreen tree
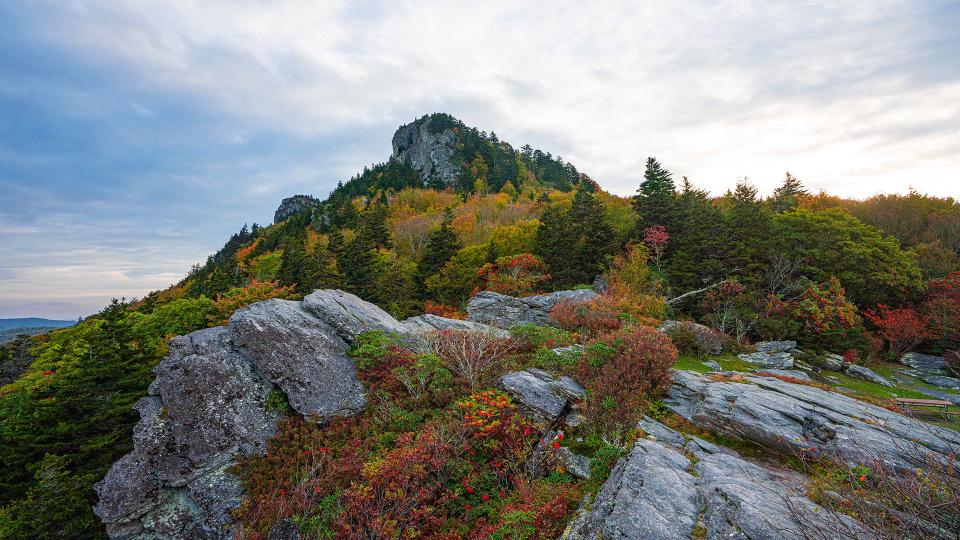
[724,181,773,286]
[535,190,615,287]
[416,208,462,294]
[633,157,677,232]
[770,172,808,213]
[667,178,726,293]
[534,204,571,282]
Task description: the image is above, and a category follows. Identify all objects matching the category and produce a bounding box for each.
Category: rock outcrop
[401,313,510,339]
[94,290,409,539]
[739,340,796,369]
[467,289,598,329]
[666,370,960,472]
[391,115,459,185]
[566,418,872,540]
[844,364,893,386]
[499,368,585,424]
[273,194,318,224]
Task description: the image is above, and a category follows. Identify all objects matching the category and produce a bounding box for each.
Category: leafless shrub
[432,329,514,389]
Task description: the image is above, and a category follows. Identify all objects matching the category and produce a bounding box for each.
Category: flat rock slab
[467,289,597,329]
[666,370,960,473]
[923,375,960,390]
[400,313,510,339]
[500,368,585,423]
[564,437,869,540]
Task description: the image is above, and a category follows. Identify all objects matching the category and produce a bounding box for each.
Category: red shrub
[842,349,859,364]
[334,427,454,539]
[424,301,466,320]
[576,324,677,435]
[550,298,621,338]
[863,305,931,357]
[476,253,550,297]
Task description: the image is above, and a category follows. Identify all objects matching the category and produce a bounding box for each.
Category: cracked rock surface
[94,290,407,539]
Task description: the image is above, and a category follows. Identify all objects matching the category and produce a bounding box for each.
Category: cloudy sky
[1,1,958,319]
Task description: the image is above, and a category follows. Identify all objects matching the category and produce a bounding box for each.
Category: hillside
[1,114,958,538]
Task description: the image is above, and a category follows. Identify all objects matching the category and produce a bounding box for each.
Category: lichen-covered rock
[95,290,408,539]
[273,194,318,224]
[844,364,893,387]
[392,115,459,185]
[400,313,510,339]
[738,350,794,369]
[900,352,948,375]
[231,299,367,418]
[755,340,797,353]
[466,289,598,329]
[499,368,585,423]
[818,352,846,371]
[94,327,281,539]
[923,375,960,390]
[666,370,960,472]
[302,289,410,341]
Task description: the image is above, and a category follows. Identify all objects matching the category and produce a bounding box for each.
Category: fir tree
[633,157,678,232]
[416,208,462,294]
[724,180,773,286]
[770,172,808,213]
[666,178,725,293]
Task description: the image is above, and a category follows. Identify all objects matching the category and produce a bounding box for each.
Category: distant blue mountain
[0,318,77,332]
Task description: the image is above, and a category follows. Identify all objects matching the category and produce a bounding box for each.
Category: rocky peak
[391,113,460,186]
[273,194,319,224]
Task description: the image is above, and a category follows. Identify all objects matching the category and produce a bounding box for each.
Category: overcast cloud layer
[1,0,958,318]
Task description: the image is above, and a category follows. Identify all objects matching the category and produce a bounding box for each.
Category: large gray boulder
[500,368,585,423]
[400,313,510,339]
[666,370,960,473]
[95,290,410,539]
[756,340,797,353]
[391,115,459,185]
[900,352,948,375]
[231,299,367,418]
[467,289,598,329]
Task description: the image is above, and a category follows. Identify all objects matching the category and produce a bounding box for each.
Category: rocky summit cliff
[391,115,460,186]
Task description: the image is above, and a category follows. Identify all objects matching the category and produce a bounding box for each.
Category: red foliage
[576,324,677,434]
[643,225,669,272]
[424,301,466,320]
[476,253,550,297]
[334,427,455,539]
[467,480,581,539]
[842,349,859,364]
[863,305,931,356]
[550,298,621,338]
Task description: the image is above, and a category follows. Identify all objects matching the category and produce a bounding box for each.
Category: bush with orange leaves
[424,300,466,320]
[476,253,550,297]
[209,280,296,325]
[575,324,677,437]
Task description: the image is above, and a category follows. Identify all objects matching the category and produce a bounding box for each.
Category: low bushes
[575,324,677,438]
[433,329,514,389]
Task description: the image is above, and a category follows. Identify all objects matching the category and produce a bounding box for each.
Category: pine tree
[633,157,678,232]
[567,188,615,285]
[416,208,462,294]
[534,204,571,282]
[770,172,807,213]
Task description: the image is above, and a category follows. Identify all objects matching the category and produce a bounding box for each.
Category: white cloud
[3,0,959,316]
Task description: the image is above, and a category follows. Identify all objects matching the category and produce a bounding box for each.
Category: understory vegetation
[1,114,959,537]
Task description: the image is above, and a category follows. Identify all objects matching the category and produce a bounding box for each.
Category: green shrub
[510,323,574,351]
[265,388,292,414]
[349,330,402,370]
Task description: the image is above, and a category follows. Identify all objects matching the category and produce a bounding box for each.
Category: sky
[1,0,959,319]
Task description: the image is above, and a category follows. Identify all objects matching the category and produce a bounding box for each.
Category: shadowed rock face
[466,289,598,329]
[93,290,407,539]
[666,370,960,472]
[273,194,318,224]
